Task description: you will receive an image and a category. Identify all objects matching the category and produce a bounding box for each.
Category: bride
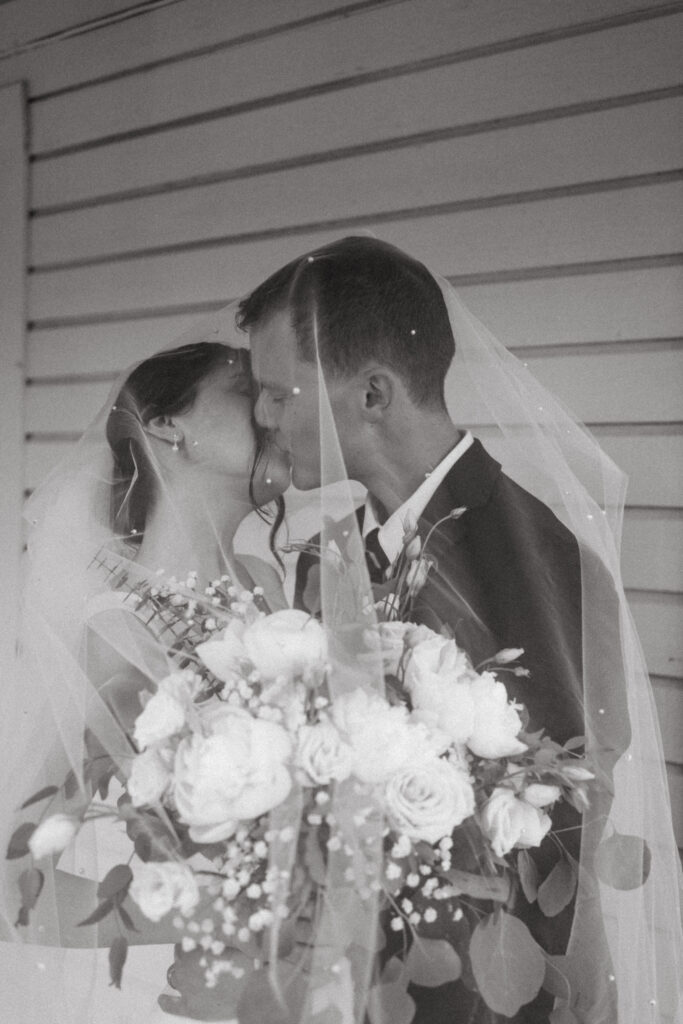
[0,332,291,1022]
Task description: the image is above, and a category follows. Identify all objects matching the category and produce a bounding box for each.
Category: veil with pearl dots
[0,303,298,1024]
[247,235,682,1024]
[0,237,680,1024]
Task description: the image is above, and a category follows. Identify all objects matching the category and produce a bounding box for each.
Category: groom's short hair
[237,236,455,408]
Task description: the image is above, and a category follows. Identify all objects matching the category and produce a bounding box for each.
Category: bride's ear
[144,414,184,447]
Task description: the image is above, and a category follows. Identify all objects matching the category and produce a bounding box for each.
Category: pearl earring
[172,434,180,451]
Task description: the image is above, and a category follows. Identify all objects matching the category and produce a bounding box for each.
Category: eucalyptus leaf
[77,897,114,927]
[116,902,138,933]
[108,936,128,989]
[18,868,44,911]
[6,822,36,860]
[537,858,577,917]
[543,955,572,1001]
[563,736,586,752]
[304,828,327,886]
[406,938,462,987]
[470,912,545,1016]
[97,864,133,903]
[20,786,59,810]
[367,970,415,1024]
[517,850,539,903]
[594,832,651,890]
[15,867,45,926]
[63,769,79,800]
[550,1003,580,1023]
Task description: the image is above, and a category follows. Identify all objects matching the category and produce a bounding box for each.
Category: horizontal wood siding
[3,0,681,841]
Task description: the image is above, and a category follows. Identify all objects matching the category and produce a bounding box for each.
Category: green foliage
[594,831,651,890]
[470,912,545,1016]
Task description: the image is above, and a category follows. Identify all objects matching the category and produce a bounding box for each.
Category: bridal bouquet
[7,556,613,1022]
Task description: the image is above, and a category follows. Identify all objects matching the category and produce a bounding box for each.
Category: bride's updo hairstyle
[106,343,245,540]
[237,235,456,409]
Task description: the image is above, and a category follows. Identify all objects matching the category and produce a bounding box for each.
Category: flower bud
[28,814,79,860]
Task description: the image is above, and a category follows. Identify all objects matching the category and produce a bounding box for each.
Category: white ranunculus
[130,861,200,922]
[242,610,327,683]
[296,721,354,785]
[196,618,249,683]
[480,787,552,858]
[404,624,439,650]
[522,783,562,808]
[466,673,527,759]
[127,746,173,806]
[332,689,439,785]
[28,814,79,860]
[174,706,292,843]
[384,758,475,844]
[364,621,412,676]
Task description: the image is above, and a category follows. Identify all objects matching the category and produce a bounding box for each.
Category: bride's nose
[254,389,273,429]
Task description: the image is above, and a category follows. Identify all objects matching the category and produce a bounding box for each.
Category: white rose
[132,670,200,752]
[466,673,527,759]
[405,633,473,690]
[133,690,185,751]
[384,758,475,844]
[128,746,173,806]
[296,721,354,785]
[522,783,561,808]
[196,618,249,683]
[404,634,476,745]
[332,689,442,784]
[130,861,199,922]
[28,814,78,860]
[242,610,327,682]
[480,787,552,858]
[174,706,292,843]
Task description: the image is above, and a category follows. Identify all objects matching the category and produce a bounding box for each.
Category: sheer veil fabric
[1,240,681,1024]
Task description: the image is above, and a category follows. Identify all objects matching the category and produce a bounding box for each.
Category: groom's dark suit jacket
[295,439,629,1024]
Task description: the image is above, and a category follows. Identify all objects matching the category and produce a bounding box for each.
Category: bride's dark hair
[106,343,284,560]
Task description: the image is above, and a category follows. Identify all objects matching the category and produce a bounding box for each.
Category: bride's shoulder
[237,554,288,611]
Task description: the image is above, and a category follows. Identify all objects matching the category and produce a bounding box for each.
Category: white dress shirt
[362,430,474,573]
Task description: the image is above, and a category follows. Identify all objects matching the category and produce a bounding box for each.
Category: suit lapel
[411,439,502,655]
[420,438,501,531]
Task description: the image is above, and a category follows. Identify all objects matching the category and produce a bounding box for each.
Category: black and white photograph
[0,2,681,1022]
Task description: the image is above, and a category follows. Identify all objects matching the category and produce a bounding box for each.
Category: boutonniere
[373,507,468,622]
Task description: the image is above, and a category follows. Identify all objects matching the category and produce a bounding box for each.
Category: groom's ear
[144,414,183,446]
[361,370,393,421]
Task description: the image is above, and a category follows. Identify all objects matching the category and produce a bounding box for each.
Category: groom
[241,236,626,1023]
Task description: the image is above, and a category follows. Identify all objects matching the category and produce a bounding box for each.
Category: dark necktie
[364,527,391,584]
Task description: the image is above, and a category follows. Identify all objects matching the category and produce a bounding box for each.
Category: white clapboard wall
[0,0,681,841]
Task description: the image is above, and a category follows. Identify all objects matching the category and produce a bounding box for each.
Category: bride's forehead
[194,354,251,393]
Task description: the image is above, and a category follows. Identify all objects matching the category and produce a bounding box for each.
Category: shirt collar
[362,431,474,566]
